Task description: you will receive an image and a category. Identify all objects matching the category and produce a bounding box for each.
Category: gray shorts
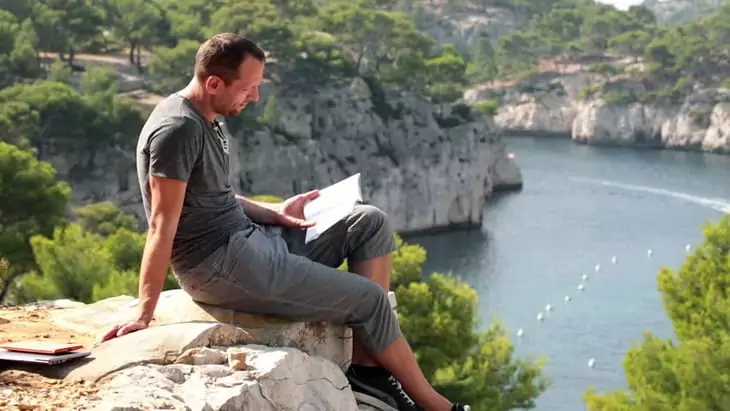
[175,203,402,354]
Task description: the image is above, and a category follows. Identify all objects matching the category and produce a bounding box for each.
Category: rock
[175,346,227,366]
[467,68,730,153]
[417,3,529,53]
[492,155,523,191]
[10,289,405,411]
[227,347,247,371]
[84,345,361,411]
[44,76,522,234]
[572,89,730,152]
[51,289,354,370]
[61,322,254,382]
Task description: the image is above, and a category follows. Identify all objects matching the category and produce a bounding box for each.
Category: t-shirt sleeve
[148,117,202,182]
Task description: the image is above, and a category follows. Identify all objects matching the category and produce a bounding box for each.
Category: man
[100,33,471,411]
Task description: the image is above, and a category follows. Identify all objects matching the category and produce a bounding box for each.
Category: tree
[16,203,178,304]
[392,235,549,410]
[584,216,730,409]
[208,0,297,61]
[0,141,71,303]
[103,0,172,71]
[424,44,467,106]
[74,201,138,237]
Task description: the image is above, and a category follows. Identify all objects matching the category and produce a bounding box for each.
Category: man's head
[194,33,266,117]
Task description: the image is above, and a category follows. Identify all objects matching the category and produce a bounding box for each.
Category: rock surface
[417,2,528,53]
[86,344,360,411]
[1,289,402,410]
[47,76,522,234]
[467,68,730,153]
[51,289,355,371]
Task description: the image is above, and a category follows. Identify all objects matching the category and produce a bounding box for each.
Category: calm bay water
[405,137,730,411]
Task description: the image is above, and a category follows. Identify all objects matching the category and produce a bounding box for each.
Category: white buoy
[537,312,544,321]
[588,358,596,368]
[545,304,552,312]
[582,274,588,281]
[611,256,617,264]
[564,295,571,302]
[578,284,585,291]
[594,264,600,272]
[647,249,653,257]
[517,328,524,337]
[685,244,691,252]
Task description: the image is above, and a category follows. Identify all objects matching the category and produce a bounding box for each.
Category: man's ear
[204,76,223,94]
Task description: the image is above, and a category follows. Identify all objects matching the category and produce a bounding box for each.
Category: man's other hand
[96,319,148,345]
[277,189,320,229]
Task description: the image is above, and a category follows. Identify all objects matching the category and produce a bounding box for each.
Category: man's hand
[96,319,148,345]
[275,189,320,229]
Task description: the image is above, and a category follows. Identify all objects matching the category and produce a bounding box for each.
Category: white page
[304,173,362,243]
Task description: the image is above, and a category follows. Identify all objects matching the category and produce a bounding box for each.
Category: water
[405,137,730,411]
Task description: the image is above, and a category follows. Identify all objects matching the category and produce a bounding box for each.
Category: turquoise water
[406,137,730,411]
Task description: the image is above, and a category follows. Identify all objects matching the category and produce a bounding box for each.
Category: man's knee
[347,204,397,261]
[350,204,393,237]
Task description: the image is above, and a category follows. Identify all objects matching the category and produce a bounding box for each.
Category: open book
[304,173,363,244]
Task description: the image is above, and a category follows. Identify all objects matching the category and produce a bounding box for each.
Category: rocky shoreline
[467,71,730,155]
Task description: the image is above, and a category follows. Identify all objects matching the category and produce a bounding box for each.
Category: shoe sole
[353,392,399,411]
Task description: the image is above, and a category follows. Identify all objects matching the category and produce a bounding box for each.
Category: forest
[1,0,729,410]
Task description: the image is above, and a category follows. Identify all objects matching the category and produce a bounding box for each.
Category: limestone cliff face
[466,72,730,153]
[571,89,730,152]
[416,2,528,53]
[465,72,596,136]
[48,77,522,233]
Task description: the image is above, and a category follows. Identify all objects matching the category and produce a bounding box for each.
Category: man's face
[208,58,264,117]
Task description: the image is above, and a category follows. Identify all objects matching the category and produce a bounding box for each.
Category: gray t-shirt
[136,93,251,273]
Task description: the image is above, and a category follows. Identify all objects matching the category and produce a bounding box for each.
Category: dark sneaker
[452,405,471,411]
[346,366,424,411]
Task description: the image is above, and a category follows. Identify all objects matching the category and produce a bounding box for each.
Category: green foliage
[259,95,280,126]
[15,202,178,304]
[390,234,549,410]
[474,99,500,116]
[466,0,730,98]
[0,80,145,151]
[0,141,71,283]
[74,201,139,237]
[249,194,285,203]
[584,215,730,409]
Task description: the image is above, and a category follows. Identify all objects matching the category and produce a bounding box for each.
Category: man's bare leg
[350,256,453,411]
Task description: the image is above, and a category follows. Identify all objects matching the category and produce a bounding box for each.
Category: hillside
[643,0,728,24]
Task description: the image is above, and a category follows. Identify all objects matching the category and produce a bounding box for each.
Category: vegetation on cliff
[643,0,727,25]
[467,0,730,105]
[584,215,730,410]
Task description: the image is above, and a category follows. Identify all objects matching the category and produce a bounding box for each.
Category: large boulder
[50,289,355,370]
[29,289,401,410]
[82,344,361,411]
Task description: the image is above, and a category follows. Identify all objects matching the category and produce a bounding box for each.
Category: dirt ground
[0,306,100,411]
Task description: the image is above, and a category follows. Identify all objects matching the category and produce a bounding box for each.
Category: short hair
[194,33,266,85]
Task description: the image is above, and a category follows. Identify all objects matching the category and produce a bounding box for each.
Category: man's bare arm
[236,194,281,224]
[137,176,187,324]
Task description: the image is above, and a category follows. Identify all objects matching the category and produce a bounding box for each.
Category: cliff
[465,63,730,153]
[414,1,528,53]
[0,289,400,410]
[48,75,522,234]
